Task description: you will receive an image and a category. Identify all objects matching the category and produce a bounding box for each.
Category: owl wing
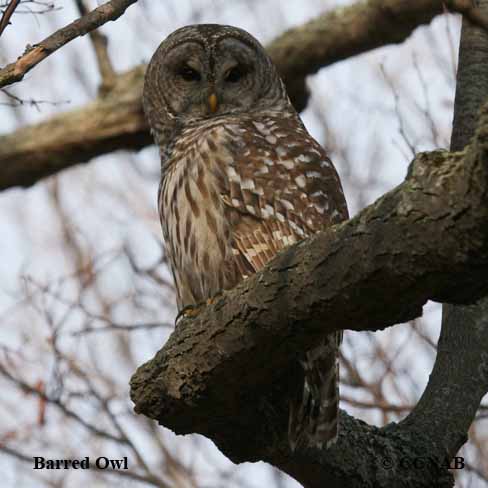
[219,116,348,277]
[217,116,348,450]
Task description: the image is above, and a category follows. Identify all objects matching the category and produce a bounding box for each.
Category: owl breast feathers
[143,23,348,451]
[159,113,347,309]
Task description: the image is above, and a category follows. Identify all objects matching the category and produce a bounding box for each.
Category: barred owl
[143,24,348,451]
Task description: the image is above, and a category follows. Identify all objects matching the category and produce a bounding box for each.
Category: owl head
[143,24,291,145]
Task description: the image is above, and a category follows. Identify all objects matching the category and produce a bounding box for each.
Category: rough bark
[0,0,447,191]
[130,93,488,486]
[405,0,488,462]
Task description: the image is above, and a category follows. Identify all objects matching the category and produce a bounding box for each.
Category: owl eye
[178,65,201,82]
[225,66,245,83]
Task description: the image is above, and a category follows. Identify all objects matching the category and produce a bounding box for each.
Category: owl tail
[288,333,341,452]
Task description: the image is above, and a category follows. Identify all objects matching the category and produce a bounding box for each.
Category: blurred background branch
[74,0,117,92]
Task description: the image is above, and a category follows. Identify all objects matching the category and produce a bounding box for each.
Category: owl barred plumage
[143,24,348,451]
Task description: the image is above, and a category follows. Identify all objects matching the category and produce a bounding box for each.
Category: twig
[74,0,117,92]
[0,444,33,464]
[464,461,488,484]
[0,87,69,108]
[72,322,173,336]
[0,361,128,445]
[0,444,167,487]
[380,63,417,158]
[0,0,20,36]
[341,395,414,414]
[0,0,138,89]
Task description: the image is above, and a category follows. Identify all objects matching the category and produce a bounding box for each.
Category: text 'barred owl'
[143,24,348,451]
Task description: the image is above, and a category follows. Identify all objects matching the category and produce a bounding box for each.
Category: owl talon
[205,291,224,307]
[175,293,223,324]
[175,304,201,324]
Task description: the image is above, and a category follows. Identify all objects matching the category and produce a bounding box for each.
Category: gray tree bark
[407,0,488,461]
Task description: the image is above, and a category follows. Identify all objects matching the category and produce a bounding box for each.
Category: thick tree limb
[0,0,448,191]
[405,0,488,467]
[0,66,150,190]
[0,0,138,88]
[130,98,488,486]
[262,0,445,111]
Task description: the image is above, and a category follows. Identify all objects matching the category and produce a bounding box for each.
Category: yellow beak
[208,93,218,113]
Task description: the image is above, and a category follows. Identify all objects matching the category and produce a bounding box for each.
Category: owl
[143,24,348,451]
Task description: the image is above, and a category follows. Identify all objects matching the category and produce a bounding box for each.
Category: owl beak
[208,93,218,113]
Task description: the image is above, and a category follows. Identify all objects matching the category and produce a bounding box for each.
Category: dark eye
[178,65,201,82]
[225,66,245,83]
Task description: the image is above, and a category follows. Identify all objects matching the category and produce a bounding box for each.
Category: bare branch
[0,0,20,36]
[71,321,172,336]
[341,395,414,414]
[0,0,137,89]
[74,0,117,92]
[0,443,169,487]
[0,86,69,108]
[0,444,34,464]
[0,361,129,445]
[0,66,148,190]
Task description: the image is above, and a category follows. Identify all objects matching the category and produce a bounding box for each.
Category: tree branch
[0,66,150,190]
[263,0,446,111]
[130,98,488,486]
[0,0,448,191]
[0,0,138,89]
[74,0,117,92]
[405,0,488,464]
[0,0,20,36]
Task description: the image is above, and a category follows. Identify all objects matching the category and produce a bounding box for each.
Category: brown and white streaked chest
[158,113,348,308]
[217,113,348,231]
[158,120,241,306]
